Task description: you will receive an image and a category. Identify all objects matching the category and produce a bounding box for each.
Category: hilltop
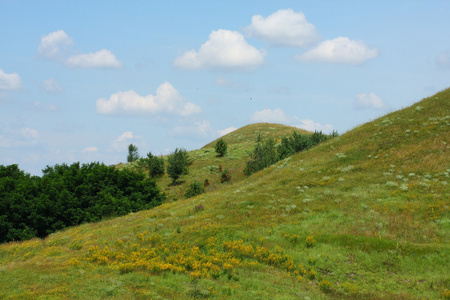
[0,89,449,299]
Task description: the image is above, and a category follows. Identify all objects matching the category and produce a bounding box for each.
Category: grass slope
[1,89,449,299]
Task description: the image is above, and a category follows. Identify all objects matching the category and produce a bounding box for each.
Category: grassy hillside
[0,89,449,299]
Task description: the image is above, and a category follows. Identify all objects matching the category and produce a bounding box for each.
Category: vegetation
[0,89,448,299]
[0,162,165,244]
[127,144,140,162]
[214,138,228,157]
[167,147,192,184]
[244,130,335,176]
[143,152,165,178]
[184,181,206,198]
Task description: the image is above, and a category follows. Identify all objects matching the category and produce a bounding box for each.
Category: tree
[127,144,140,162]
[145,152,165,178]
[215,138,228,157]
[167,148,192,184]
[243,135,278,176]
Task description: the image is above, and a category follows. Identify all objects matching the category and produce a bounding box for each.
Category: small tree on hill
[146,152,165,178]
[167,148,192,184]
[127,144,140,162]
[215,138,228,157]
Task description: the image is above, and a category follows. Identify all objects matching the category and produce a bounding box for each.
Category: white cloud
[293,119,334,133]
[66,49,122,69]
[82,146,98,153]
[244,9,319,47]
[219,127,237,137]
[174,29,265,71]
[436,50,450,69]
[96,81,201,117]
[38,30,73,60]
[38,30,122,69]
[296,36,379,64]
[249,108,334,133]
[249,108,290,124]
[354,92,385,110]
[43,78,63,93]
[0,69,22,90]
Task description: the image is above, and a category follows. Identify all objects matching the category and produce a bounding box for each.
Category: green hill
[0,89,449,299]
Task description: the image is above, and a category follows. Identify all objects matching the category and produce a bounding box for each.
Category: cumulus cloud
[436,50,450,69]
[38,30,73,60]
[354,92,385,110]
[244,9,319,47]
[296,37,379,64]
[43,78,63,93]
[174,29,265,71]
[249,108,334,133]
[66,49,122,69]
[249,108,290,124]
[96,82,201,117]
[37,30,122,69]
[0,69,22,91]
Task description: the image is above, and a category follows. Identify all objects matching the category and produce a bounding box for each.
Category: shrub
[215,138,228,157]
[184,181,205,198]
[220,168,231,183]
[167,148,192,184]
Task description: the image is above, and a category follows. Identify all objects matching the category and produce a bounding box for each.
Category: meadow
[0,89,449,299]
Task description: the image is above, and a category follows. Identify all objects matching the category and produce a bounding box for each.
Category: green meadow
[0,89,449,299]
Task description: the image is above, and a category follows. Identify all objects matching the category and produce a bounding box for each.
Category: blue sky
[1,0,449,175]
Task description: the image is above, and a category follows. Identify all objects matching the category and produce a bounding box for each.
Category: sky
[1,1,449,175]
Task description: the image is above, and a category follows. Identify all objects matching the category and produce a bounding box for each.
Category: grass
[0,89,449,299]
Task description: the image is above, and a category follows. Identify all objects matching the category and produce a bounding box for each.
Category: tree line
[0,162,165,244]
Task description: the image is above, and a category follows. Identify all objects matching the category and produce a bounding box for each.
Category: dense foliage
[0,162,165,244]
[167,148,192,184]
[244,131,337,175]
[214,138,228,157]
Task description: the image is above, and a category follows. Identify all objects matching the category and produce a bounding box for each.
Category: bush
[167,148,192,184]
[220,168,231,183]
[215,138,228,157]
[243,135,278,176]
[184,181,206,198]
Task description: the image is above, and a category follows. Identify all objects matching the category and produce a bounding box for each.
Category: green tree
[215,138,228,157]
[243,135,278,176]
[145,152,165,178]
[127,144,140,162]
[167,148,192,184]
